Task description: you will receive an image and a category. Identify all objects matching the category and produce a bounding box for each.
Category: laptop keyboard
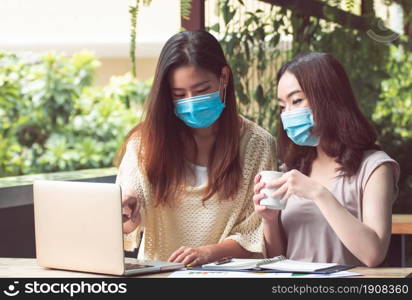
[125,263,154,270]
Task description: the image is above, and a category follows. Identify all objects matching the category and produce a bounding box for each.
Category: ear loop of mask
[219,76,227,104]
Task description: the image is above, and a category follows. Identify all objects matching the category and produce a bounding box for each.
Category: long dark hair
[116,30,241,206]
[276,52,380,176]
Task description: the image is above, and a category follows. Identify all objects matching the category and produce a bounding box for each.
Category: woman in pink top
[253,52,400,267]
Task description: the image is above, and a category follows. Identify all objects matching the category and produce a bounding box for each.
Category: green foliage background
[208,0,411,212]
[0,51,150,177]
[1,0,411,214]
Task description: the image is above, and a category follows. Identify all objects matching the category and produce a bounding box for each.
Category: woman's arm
[314,163,394,267]
[268,164,395,267]
[262,214,286,258]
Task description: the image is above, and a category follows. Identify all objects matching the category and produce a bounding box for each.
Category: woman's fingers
[122,196,135,210]
[182,253,197,266]
[254,174,261,184]
[266,175,288,189]
[253,194,271,213]
[122,201,133,222]
[255,205,268,214]
[281,191,292,202]
[271,183,288,199]
[131,198,142,222]
[168,246,186,262]
[173,248,193,263]
[122,214,130,223]
[122,194,139,216]
[253,182,265,194]
[187,257,200,267]
[253,193,266,206]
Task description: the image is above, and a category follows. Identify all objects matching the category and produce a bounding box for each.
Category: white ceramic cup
[259,170,286,210]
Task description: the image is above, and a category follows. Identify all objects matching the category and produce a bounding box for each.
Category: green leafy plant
[181,0,192,20]
[310,26,390,118]
[207,0,410,213]
[129,0,153,78]
[373,45,412,212]
[129,0,193,71]
[208,2,290,135]
[374,45,412,139]
[0,51,150,177]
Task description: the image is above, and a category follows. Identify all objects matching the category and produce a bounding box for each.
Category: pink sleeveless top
[280,150,400,266]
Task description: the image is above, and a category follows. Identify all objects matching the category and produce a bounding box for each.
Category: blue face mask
[281,107,320,146]
[174,90,225,129]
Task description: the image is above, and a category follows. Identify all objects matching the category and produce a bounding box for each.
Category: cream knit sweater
[116,116,277,260]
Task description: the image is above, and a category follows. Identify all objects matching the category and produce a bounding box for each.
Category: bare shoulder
[366,163,394,185]
[363,163,395,205]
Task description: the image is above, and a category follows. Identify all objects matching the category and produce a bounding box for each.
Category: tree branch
[260,0,398,37]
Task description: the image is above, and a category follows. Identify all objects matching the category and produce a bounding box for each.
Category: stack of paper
[199,256,353,274]
[168,270,360,278]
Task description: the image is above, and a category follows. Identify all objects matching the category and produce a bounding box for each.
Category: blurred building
[0,0,180,85]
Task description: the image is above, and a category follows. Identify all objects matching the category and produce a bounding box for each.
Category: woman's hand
[168,246,213,267]
[253,170,326,219]
[122,190,143,234]
[267,169,325,203]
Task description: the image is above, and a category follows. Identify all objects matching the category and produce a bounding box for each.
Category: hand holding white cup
[258,171,287,210]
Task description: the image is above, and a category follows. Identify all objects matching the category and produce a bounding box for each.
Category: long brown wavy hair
[276,52,380,177]
[116,30,242,206]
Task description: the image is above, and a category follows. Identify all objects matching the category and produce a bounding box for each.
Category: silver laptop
[33,180,184,276]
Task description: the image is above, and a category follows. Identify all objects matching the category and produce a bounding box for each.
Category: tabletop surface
[1,258,411,278]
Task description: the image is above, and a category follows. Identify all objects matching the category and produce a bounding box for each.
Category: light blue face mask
[174,90,225,129]
[280,107,320,146]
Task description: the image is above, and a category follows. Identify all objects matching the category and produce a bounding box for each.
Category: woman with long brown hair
[117,30,277,266]
[253,52,400,267]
